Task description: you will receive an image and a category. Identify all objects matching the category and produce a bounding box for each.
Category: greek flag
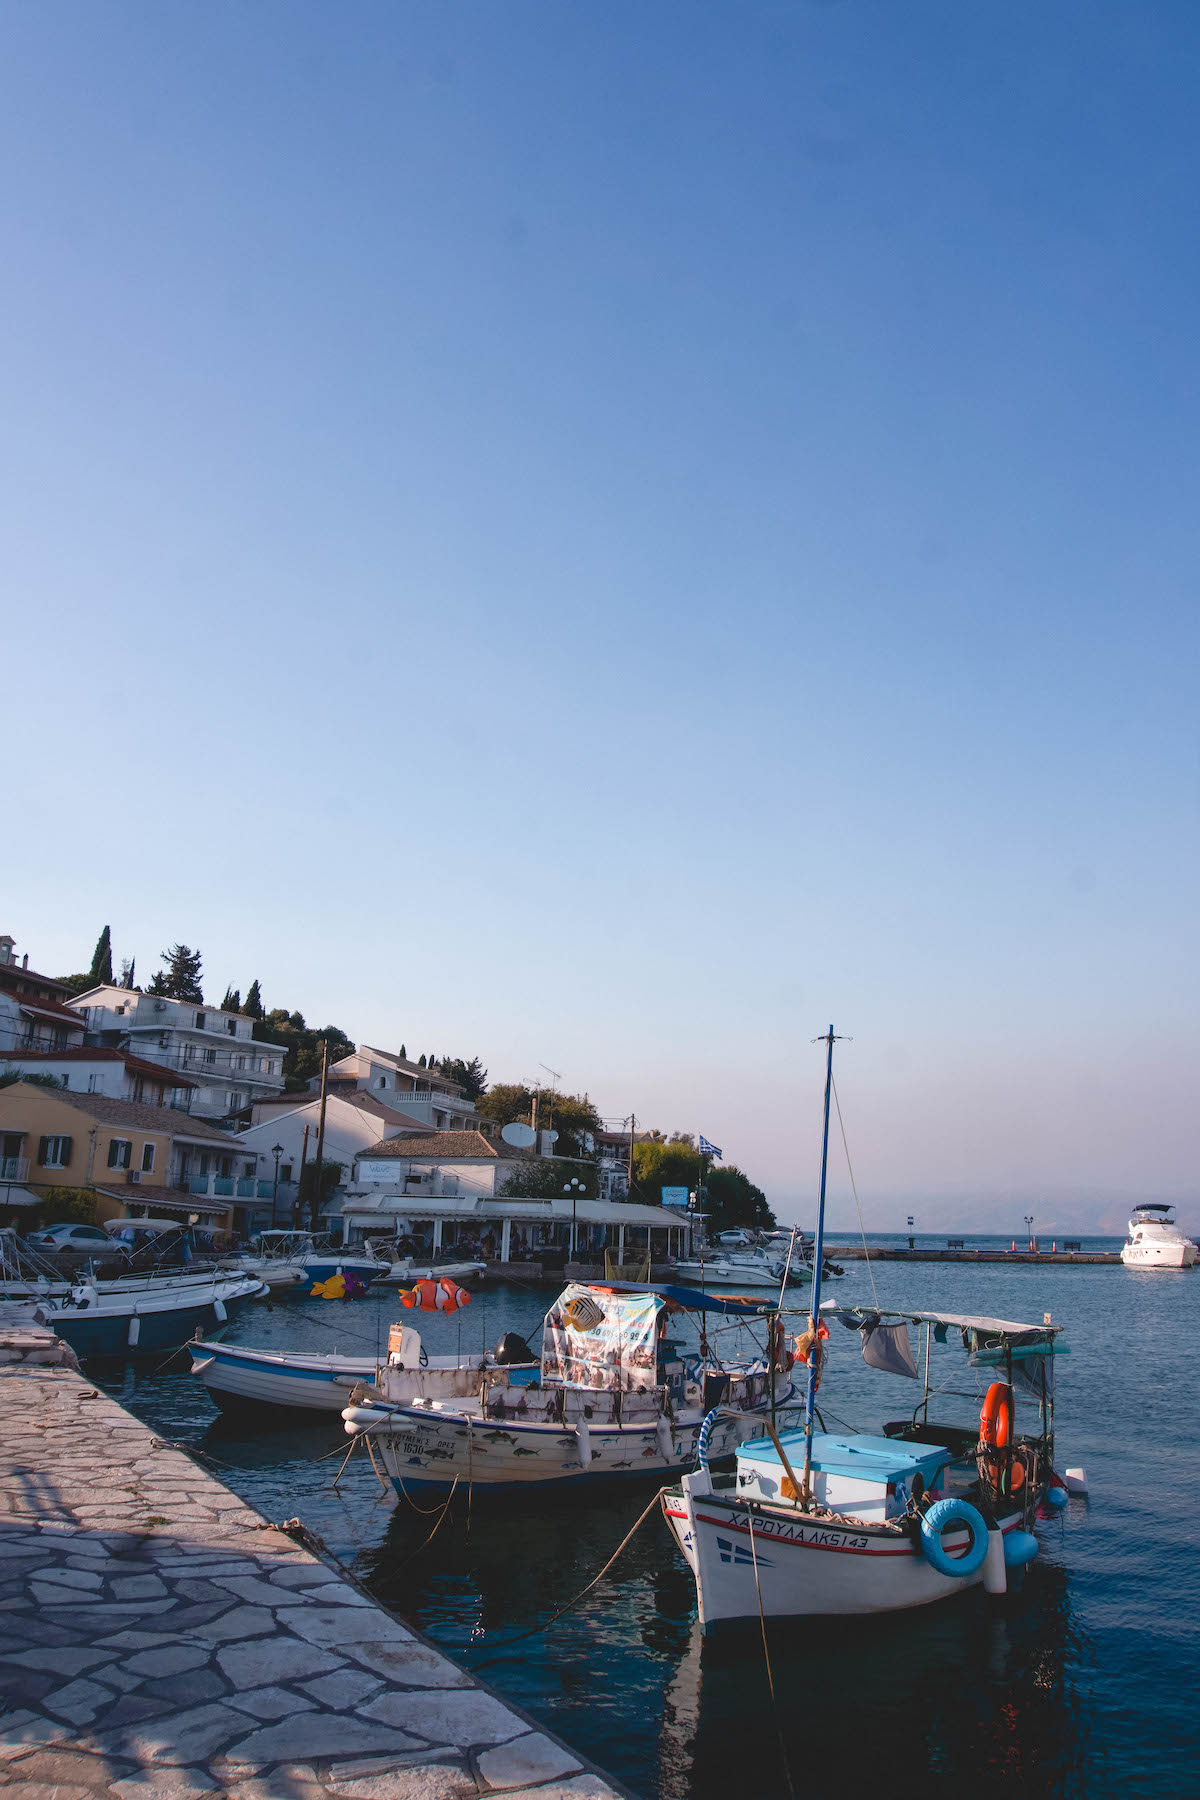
[699,1136,722,1159]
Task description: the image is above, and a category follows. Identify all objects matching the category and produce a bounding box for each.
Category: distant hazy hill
[776,1190,1194,1238]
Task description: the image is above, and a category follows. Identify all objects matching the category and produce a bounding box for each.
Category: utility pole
[626,1113,636,1196]
[296,1124,310,1227]
[311,1040,329,1236]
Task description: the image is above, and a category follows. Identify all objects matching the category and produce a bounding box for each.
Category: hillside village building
[0,1081,252,1227]
[0,936,89,1057]
[70,985,286,1120]
[324,1046,486,1133]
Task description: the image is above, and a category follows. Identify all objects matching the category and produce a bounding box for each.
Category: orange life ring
[980,1382,1013,1451]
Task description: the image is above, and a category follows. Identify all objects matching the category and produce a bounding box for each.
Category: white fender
[213,1299,228,1322]
[127,1315,141,1348]
[656,1414,675,1460]
[576,1415,592,1467]
[982,1527,1007,1594]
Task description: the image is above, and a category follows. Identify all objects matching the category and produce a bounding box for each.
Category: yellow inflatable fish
[563,1294,606,1332]
[310,1274,347,1299]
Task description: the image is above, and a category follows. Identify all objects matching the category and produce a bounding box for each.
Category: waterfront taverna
[341,1130,694,1268]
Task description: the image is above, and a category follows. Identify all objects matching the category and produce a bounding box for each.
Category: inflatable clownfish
[400,1277,472,1313]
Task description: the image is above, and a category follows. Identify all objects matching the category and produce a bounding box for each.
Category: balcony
[1,1156,30,1181]
[181,1174,276,1201]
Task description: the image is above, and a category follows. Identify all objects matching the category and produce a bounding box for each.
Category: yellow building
[0,1082,242,1228]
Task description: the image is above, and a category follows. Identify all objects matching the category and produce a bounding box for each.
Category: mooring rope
[470,1485,669,1666]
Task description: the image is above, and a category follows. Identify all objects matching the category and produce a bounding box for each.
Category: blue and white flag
[699,1136,722,1159]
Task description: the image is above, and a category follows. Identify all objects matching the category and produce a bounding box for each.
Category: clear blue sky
[5,3,1197,1230]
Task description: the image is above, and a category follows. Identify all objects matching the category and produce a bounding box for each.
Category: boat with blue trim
[662,1028,1079,1626]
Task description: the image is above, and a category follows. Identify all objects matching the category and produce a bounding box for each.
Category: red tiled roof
[252,1090,434,1132]
[358,1131,532,1160]
[0,1047,199,1088]
[15,996,88,1028]
[0,1084,243,1142]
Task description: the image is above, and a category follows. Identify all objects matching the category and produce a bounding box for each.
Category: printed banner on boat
[541,1284,662,1392]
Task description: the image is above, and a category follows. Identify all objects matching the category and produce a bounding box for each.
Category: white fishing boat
[231,1231,389,1293]
[188,1323,537,1415]
[0,1270,267,1358]
[365,1243,488,1287]
[1120,1205,1197,1269]
[662,1027,1077,1628]
[341,1281,797,1493]
[671,1248,808,1288]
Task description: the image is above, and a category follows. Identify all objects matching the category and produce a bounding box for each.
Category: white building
[0,1046,199,1112]
[343,1132,693,1265]
[324,1046,486,1133]
[236,1090,431,1213]
[70,986,286,1120]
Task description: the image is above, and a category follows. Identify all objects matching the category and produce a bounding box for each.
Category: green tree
[88,926,113,986]
[477,1084,601,1159]
[417,1054,426,1068]
[56,973,94,996]
[148,944,204,1002]
[497,1158,596,1199]
[399,1044,407,1061]
[705,1166,775,1232]
[631,1138,702,1207]
[243,980,264,1020]
[254,1010,355,1091]
[30,1188,97,1229]
[299,1159,345,1232]
[220,987,241,1013]
[435,1056,488,1102]
[0,1071,66,1091]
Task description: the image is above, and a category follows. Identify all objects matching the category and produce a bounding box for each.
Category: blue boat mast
[801,1024,839,1503]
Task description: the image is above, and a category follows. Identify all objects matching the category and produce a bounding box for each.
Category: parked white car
[25,1223,112,1250]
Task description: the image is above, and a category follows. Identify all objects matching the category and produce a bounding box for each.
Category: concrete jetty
[0,1326,625,1800]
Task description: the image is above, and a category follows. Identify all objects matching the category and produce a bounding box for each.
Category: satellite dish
[501,1122,538,1148]
[545,1129,558,1143]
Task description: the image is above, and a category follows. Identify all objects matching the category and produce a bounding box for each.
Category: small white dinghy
[189,1323,537,1415]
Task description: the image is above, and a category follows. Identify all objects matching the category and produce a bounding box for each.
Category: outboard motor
[494,1331,536,1366]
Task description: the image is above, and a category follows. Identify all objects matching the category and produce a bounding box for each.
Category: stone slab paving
[0,1330,628,1800]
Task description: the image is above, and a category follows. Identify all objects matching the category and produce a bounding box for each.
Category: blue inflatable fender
[919,1498,990,1578]
[1044,1483,1068,1510]
[1004,1529,1039,1568]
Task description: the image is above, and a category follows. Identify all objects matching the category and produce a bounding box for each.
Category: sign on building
[660,1186,690,1209]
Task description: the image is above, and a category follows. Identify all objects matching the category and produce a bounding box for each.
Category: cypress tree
[243,980,264,1020]
[88,926,113,986]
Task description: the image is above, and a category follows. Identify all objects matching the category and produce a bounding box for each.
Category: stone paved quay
[0,1327,626,1800]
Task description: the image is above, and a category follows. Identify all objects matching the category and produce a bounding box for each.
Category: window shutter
[37,1136,50,1167]
[61,1136,73,1164]
[107,1139,120,1168]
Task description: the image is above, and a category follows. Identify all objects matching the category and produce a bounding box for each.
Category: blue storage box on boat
[736,1433,951,1519]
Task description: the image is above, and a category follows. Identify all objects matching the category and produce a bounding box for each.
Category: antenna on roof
[539,1062,563,1087]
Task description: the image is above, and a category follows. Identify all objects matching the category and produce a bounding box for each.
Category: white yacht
[1120,1205,1197,1270]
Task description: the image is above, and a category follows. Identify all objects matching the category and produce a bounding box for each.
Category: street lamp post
[564,1178,585,1263]
[906,1214,915,1251]
[271,1144,284,1229]
[1024,1214,1035,1252]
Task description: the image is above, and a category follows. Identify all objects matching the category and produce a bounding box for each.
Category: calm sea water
[97,1244,1200,1800]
